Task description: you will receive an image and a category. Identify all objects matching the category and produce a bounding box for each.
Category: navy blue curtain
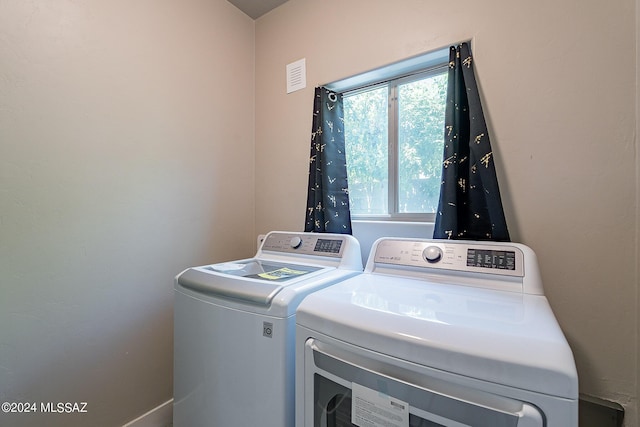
[434,43,510,241]
[304,87,353,234]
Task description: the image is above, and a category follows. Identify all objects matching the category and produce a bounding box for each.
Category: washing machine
[173,231,362,427]
[296,237,578,427]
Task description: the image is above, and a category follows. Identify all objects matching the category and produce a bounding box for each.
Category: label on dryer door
[351,383,409,427]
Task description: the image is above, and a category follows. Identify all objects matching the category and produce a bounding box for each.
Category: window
[329,48,449,221]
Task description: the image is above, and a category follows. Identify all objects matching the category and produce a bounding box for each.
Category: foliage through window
[343,68,447,220]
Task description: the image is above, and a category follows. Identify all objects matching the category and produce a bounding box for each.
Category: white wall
[256,0,639,424]
[0,0,255,425]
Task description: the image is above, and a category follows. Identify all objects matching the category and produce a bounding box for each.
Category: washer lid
[177,260,326,305]
[296,273,578,399]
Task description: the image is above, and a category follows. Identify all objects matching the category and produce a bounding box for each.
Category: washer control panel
[373,239,524,277]
[261,232,345,258]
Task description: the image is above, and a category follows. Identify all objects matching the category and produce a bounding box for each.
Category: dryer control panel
[372,238,525,277]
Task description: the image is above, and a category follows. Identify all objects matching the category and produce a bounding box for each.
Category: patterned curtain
[433,43,510,241]
[304,87,353,234]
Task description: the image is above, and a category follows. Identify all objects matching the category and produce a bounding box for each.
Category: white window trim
[328,44,463,222]
[325,44,453,93]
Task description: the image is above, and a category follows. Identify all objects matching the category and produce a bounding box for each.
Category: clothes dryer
[296,238,578,427]
[174,231,362,427]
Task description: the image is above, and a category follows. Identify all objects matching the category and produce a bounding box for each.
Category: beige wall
[0,0,637,425]
[636,0,640,419]
[0,0,255,425]
[256,0,639,424]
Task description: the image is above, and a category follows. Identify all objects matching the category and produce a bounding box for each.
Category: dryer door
[303,339,544,427]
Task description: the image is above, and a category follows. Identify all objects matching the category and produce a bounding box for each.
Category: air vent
[286,58,306,93]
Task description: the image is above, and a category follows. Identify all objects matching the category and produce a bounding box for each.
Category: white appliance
[173,231,362,427]
[296,238,578,427]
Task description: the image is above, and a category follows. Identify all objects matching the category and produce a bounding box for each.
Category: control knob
[423,246,443,263]
[290,236,303,249]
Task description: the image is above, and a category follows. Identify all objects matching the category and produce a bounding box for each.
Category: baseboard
[122,399,173,427]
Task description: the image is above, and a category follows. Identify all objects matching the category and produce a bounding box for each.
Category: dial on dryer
[423,246,443,263]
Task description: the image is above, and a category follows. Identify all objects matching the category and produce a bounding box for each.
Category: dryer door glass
[315,375,445,427]
[305,339,544,427]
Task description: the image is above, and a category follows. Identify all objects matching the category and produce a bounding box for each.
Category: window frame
[331,48,450,222]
